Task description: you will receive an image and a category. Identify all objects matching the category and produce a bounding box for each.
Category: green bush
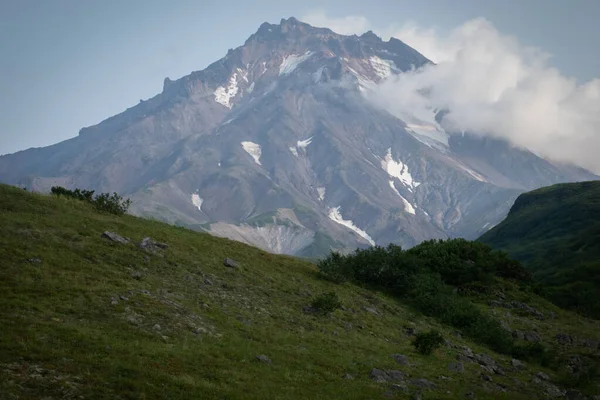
[317,252,350,283]
[316,240,537,359]
[310,291,342,315]
[413,330,444,355]
[50,186,131,216]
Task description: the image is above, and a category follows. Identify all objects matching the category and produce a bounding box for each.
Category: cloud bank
[302,12,600,173]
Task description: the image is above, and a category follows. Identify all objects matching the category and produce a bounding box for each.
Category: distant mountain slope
[0,17,596,256]
[479,181,600,317]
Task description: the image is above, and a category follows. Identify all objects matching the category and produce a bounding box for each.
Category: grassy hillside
[1,184,599,399]
[479,181,600,317]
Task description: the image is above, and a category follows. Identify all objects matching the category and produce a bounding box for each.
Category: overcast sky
[1,0,599,163]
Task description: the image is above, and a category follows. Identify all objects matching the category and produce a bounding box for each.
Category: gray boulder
[102,231,130,244]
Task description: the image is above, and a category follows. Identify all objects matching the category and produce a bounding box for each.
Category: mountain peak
[360,30,381,41]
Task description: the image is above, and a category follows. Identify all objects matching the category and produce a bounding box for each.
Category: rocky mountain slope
[0,17,596,256]
[479,180,600,318]
[1,184,599,399]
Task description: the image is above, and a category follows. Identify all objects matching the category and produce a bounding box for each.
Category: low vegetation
[51,186,132,215]
[413,330,444,355]
[1,184,599,399]
[317,241,533,357]
[479,180,600,318]
[310,291,343,315]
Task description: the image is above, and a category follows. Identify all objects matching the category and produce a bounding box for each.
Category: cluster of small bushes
[51,186,131,216]
[310,291,342,315]
[317,240,550,361]
[413,330,444,355]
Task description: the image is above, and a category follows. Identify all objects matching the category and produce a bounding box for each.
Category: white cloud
[301,12,600,173]
[372,18,600,173]
[300,10,370,36]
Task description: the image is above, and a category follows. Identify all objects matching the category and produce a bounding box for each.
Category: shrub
[50,186,131,216]
[413,330,444,355]
[317,252,350,283]
[310,291,342,315]
[93,192,132,215]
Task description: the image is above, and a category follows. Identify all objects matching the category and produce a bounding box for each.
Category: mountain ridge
[0,17,596,256]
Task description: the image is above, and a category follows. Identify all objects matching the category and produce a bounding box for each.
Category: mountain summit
[0,18,595,255]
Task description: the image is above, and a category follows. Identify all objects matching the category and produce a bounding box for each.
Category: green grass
[479,180,600,317]
[1,184,598,399]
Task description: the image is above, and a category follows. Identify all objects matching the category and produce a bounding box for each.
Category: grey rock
[534,371,550,381]
[386,370,406,382]
[343,373,354,380]
[223,258,239,268]
[392,354,411,366]
[555,333,575,345]
[370,368,389,383]
[542,383,566,398]
[152,324,161,331]
[410,378,436,389]
[465,391,477,399]
[363,306,380,315]
[101,231,130,244]
[139,237,168,253]
[480,373,493,382]
[110,298,118,306]
[461,346,474,357]
[448,362,464,373]
[511,359,525,370]
[255,355,271,364]
[456,354,472,363]
[524,331,541,342]
[203,278,213,285]
[565,389,587,400]
[343,322,353,330]
[474,353,496,367]
[27,257,42,264]
[119,295,129,301]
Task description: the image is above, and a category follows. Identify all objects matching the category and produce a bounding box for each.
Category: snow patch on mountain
[237,68,248,82]
[368,56,397,79]
[289,146,299,157]
[347,67,376,92]
[241,141,262,165]
[214,73,240,109]
[191,193,204,212]
[317,187,326,201]
[381,148,420,190]
[279,51,313,75]
[328,206,375,246]
[247,82,255,93]
[297,137,313,149]
[389,181,416,215]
